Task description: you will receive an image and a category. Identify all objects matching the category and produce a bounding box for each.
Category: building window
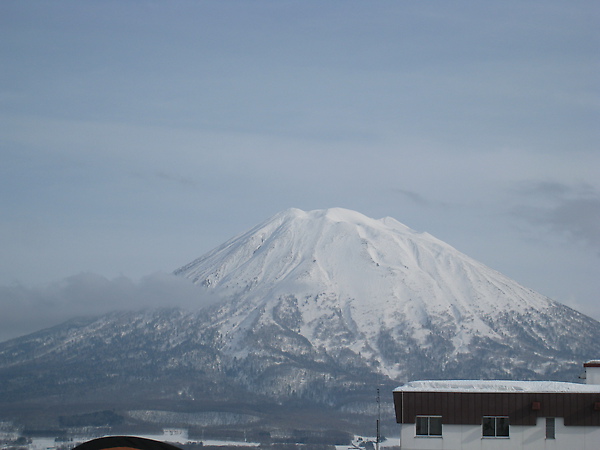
[546,417,555,439]
[482,416,509,438]
[416,415,442,436]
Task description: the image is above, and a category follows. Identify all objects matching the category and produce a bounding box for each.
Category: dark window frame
[482,416,510,438]
[415,415,442,437]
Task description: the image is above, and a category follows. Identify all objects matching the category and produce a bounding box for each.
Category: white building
[393,361,600,450]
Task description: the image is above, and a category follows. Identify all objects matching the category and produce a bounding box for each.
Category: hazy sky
[1,1,599,342]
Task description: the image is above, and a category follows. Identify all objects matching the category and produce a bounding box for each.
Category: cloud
[393,188,448,208]
[511,181,600,253]
[0,272,219,343]
[154,171,197,188]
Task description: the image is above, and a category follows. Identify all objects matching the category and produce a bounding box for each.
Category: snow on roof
[395,380,600,393]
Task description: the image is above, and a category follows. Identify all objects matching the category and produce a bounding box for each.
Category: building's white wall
[585,366,600,385]
[398,417,600,450]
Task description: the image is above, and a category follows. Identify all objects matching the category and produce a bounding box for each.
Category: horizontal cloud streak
[511,182,600,253]
[0,272,218,342]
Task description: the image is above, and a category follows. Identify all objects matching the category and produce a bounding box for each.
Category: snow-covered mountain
[174,207,598,382]
[1,208,598,430]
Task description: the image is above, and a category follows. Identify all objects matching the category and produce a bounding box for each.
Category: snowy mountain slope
[174,208,599,381]
[1,208,598,429]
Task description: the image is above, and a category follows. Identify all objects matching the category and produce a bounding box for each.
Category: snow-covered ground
[5,429,402,450]
[17,430,260,450]
[335,435,401,449]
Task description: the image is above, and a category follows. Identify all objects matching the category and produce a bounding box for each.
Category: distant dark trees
[58,410,124,427]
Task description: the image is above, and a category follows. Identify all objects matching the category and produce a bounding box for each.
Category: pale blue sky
[1,0,599,340]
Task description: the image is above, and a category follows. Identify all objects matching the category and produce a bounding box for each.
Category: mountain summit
[175,207,598,381]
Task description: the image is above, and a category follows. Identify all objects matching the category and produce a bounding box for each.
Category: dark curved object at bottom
[73,436,182,450]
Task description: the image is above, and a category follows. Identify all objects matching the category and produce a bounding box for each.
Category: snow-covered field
[14,429,261,450]
[4,428,402,450]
